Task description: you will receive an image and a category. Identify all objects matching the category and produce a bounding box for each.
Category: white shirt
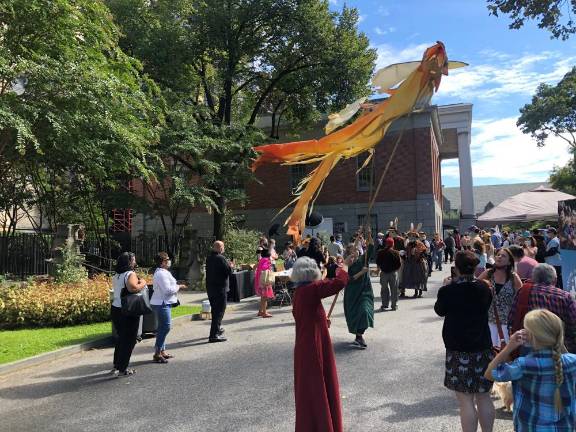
[151,268,180,305]
[327,241,343,257]
[112,271,133,308]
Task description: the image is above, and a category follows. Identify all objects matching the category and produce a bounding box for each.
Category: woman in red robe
[292,256,349,432]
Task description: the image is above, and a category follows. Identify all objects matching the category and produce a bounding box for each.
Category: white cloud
[377,6,390,16]
[328,0,338,4]
[442,117,572,185]
[440,51,576,100]
[358,14,366,23]
[373,42,433,68]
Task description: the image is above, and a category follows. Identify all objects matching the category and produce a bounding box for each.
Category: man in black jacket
[205,241,233,342]
[376,237,402,311]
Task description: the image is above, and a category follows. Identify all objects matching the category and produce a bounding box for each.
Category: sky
[328,0,576,187]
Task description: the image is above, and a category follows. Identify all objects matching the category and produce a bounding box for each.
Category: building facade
[132,103,475,241]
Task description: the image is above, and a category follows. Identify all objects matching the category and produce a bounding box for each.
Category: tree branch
[247,61,326,125]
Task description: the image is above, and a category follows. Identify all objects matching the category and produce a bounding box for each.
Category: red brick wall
[247,126,438,208]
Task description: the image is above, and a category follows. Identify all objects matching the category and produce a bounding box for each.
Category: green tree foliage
[550,152,576,195]
[517,67,576,158]
[0,0,161,241]
[488,0,576,40]
[108,0,376,240]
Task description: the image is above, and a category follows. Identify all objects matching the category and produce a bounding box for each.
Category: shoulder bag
[259,269,275,288]
[121,272,153,317]
[491,285,507,354]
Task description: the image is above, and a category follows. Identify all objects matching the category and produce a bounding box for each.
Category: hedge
[0,275,111,329]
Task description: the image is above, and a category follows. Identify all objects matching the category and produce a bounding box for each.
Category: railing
[0,233,52,279]
[0,232,211,279]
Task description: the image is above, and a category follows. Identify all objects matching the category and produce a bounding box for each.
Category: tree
[487,0,576,40]
[0,0,161,249]
[517,67,576,163]
[108,0,376,239]
[550,151,576,195]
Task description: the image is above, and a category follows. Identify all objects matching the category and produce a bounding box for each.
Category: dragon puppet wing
[252,42,463,243]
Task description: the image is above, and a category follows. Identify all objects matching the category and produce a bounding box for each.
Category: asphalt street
[0,267,514,432]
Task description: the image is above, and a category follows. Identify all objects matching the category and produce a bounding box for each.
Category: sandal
[160,351,174,359]
[262,313,273,318]
[153,354,168,364]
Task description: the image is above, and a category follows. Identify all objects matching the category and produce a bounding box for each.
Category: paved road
[0,268,514,431]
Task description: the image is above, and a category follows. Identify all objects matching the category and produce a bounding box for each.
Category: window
[357,214,378,233]
[290,165,307,192]
[356,153,374,191]
[333,222,346,235]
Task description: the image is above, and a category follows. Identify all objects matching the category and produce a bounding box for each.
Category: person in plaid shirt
[508,264,576,353]
[486,309,576,432]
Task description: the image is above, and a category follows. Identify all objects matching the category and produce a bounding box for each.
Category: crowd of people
[434,225,574,432]
[109,221,573,431]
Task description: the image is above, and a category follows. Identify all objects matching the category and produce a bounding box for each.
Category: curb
[0,312,202,378]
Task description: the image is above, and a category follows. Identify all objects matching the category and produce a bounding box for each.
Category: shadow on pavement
[494,406,514,421]
[0,370,119,400]
[241,321,295,332]
[168,337,211,348]
[376,395,459,421]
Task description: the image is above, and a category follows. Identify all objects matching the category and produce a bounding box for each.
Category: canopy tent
[477,186,575,224]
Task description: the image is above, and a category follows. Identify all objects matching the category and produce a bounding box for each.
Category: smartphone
[450,266,457,280]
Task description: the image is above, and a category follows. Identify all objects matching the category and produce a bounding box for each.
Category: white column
[457,129,475,223]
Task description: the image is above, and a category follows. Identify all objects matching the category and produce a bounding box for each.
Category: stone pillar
[457,129,476,230]
[47,224,86,276]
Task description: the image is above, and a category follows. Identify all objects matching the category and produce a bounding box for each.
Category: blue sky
[328,0,576,187]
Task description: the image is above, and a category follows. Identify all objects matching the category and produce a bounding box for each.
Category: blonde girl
[485,309,576,431]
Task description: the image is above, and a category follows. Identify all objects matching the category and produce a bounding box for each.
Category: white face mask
[166,260,172,268]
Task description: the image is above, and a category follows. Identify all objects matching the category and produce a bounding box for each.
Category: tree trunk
[224,78,233,125]
[213,195,226,240]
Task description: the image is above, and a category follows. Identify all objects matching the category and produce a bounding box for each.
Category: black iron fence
[0,233,52,279]
[0,232,200,279]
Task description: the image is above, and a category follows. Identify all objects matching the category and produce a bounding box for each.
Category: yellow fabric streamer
[252,42,466,243]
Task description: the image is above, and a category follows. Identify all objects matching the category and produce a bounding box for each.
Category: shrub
[0,275,111,329]
[223,228,261,265]
[54,246,88,284]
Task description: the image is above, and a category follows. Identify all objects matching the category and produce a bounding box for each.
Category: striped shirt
[492,350,576,431]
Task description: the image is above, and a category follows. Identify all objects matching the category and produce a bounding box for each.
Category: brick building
[132,103,475,240]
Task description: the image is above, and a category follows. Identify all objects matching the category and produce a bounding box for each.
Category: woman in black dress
[435,250,495,432]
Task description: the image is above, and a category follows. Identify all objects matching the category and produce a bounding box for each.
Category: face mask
[166,260,172,268]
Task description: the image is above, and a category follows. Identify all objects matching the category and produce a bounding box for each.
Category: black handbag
[120,275,153,317]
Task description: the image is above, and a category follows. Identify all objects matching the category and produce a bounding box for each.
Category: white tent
[477,186,575,224]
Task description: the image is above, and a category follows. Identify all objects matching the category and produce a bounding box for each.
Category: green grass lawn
[0,305,201,365]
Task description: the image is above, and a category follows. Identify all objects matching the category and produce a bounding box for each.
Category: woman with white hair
[292,256,349,432]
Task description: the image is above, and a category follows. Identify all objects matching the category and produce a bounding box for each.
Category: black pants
[555,266,564,290]
[111,306,140,372]
[444,248,454,263]
[208,293,227,339]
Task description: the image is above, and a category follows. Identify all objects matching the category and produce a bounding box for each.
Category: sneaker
[217,328,225,336]
[391,305,398,311]
[209,335,227,343]
[380,305,388,311]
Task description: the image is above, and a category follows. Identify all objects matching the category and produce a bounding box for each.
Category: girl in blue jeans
[151,252,184,363]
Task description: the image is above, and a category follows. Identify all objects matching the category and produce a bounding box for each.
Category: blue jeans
[153,304,172,351]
